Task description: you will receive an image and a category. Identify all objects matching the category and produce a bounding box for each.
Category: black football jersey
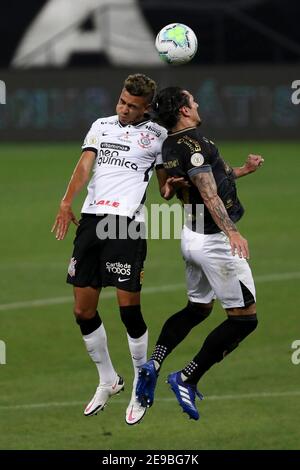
[162,127,244,234]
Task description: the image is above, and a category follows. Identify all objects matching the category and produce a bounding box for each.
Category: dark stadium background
[1,0,300,67]
[0,0,299,453]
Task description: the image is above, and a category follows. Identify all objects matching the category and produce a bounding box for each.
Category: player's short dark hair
[124,74,157,104]
[153,87,190,129]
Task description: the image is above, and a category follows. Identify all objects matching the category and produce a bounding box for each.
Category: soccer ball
[155,23,198,65]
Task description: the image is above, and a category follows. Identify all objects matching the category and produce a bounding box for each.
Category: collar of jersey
[169,126,197,135]
[117,118,151,128]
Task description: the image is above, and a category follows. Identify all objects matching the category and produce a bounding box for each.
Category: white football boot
[84,374,124,416]
[125,386,147,425]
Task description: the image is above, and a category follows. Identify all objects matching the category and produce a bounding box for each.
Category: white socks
[82,323,116,386]
[82,325,148,392]
[127,330,148,395]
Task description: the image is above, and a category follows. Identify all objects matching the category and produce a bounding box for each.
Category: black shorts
[67,214,147,292]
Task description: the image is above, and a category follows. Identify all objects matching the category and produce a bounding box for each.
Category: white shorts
[181,226,256,309]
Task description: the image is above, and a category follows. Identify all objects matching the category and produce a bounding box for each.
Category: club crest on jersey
[191,153,204,167]
[68,257,77,277]
[138,133,155,149]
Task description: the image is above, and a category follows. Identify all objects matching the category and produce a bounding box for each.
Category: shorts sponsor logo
[140,270,144,284]
[68,257,77,277]
[106,262,131,276]
[191,153,204,167]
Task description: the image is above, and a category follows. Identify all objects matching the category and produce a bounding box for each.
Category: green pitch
[0,141,299,450]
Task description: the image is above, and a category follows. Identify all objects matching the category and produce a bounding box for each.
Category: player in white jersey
[52,74,178,425]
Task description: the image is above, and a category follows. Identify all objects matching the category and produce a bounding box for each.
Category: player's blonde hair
[124,74,157,104]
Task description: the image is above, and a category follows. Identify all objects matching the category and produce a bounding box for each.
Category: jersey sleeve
[176,139,212,179]
[154,147,164,169]
[154,128,167,169]
[81,120,101,153]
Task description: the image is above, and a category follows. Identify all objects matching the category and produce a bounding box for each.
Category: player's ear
[180,105,191,117]
[143,103,152,117]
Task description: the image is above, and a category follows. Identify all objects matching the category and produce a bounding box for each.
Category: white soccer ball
[155,23,198,65]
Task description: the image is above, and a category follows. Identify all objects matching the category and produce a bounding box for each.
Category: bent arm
[191,171,238,235]
[156,167,190,200]
[191,171,249,258]
[233,154,264,178]
[156,167,179,200]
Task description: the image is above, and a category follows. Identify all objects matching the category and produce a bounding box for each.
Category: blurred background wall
[0,0,299,140]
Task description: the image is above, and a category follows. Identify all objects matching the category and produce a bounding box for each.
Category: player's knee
[228,313,258,336]
[173,300,213,329]
[73,306,97,321]
[75,310,102,335]
[244,313,258,333]
[187,300,213,318]
[216,314,258,362]
[119,305,147,338]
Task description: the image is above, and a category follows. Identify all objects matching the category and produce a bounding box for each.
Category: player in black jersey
[136,86,264,420]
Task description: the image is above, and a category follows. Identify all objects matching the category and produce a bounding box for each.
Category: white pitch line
[0,283,184,311]
[0,390,300,411]
[0,271,299,312]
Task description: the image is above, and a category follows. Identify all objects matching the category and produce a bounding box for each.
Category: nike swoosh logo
[118,277,130,282]
[128,406,136,422]
[102,132,108,136]
[85,398,96,412]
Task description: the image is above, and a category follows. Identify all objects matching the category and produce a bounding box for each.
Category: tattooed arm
[191,171,249,258]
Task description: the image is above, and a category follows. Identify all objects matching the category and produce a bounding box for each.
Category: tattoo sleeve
[191,171,238,235]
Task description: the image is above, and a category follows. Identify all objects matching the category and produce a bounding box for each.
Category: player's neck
[171,117,197,133]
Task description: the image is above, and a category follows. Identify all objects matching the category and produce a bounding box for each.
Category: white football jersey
[81,115,167,221]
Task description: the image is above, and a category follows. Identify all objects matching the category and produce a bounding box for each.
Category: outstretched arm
[233,154,264,178]
[51,150,96,240]
[191,171,249,259]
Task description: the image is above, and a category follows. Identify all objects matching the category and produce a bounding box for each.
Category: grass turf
[0,141,299,449]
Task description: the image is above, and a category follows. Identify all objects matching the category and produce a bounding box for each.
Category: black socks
[151,302,212,366]
[183,314,258,384]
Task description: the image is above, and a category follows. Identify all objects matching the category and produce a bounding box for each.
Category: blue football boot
[136,360,158,408]
[167,371,204,420]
